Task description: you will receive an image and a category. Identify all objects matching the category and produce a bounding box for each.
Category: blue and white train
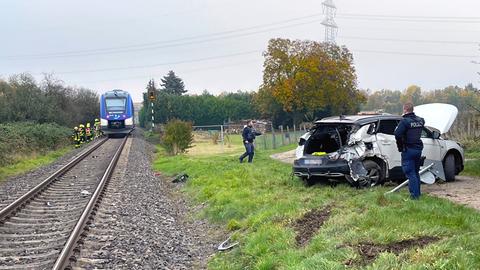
[100,89,135,135]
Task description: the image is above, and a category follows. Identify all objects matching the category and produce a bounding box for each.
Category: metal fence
[192,124,309,152]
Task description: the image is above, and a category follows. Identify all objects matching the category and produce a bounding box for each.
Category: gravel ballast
[0,141,104,207]
[72,131,221,269]
[0,132,222,269]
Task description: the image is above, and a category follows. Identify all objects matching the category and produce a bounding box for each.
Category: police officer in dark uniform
[239,120,261,163]
[394,102,425,199]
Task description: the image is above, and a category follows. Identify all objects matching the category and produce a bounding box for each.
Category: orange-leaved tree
[256,38,365,124]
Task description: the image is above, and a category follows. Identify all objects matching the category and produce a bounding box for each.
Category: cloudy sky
[1,0,479,102]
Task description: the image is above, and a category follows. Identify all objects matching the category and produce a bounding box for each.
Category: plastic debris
[218,236,239,251]
[172,173,189,183]
[80,190,92,196]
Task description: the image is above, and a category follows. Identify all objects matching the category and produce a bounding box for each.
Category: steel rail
[0,138,109,221]
[53,135,128,270]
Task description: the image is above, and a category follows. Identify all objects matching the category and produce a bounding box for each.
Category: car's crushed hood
[414,103,458,134]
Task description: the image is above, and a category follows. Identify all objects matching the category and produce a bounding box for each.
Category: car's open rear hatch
[304,123,355,155]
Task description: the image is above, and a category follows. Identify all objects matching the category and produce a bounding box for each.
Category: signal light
[148,90,156,101]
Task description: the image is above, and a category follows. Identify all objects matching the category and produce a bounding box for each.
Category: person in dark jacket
[239,121,261,163]
[394,102,425,199]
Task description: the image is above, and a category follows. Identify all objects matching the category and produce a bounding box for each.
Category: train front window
[105,98,126,113]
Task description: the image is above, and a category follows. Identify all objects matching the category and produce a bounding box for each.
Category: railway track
[0,136,128,269]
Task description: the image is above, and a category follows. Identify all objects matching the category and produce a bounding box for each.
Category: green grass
[462,160,480,177]
[154,143,480,269]
[0,147,72,182]
[461,150,480,177]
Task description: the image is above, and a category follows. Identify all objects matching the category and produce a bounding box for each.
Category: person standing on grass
[394,102,425,200]
[239,120,261,163]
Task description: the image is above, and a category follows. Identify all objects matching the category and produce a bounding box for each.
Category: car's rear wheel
[444,154,456,182]
[359,160,385,187]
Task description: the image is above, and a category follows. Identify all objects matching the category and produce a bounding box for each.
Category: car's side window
[421,128,433,138]
[377,120,400,135]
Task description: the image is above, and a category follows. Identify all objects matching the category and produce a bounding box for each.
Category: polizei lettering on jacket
[410,122,423,128]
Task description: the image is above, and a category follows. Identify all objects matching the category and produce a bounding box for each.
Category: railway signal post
[148,88,156,131]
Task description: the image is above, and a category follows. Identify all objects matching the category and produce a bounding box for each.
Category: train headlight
[125,117,133,126]
[101,119,108,126]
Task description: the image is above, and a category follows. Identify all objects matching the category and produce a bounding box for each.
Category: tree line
[141,39,365,127]
[139,72,258,126]
[0,73,99,127]
[362,84,480,138]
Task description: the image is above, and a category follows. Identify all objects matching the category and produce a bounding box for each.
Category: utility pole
[321,0,338,43]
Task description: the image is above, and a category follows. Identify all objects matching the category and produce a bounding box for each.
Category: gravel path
[423,176,480,211]
[71,130,222,269]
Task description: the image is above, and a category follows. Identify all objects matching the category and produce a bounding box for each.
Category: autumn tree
[256,38,365,124]
[363,89,403,114]
[401,85,423,105]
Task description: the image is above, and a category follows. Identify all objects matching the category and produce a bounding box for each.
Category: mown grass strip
[0,147,72,182]
[154,142,480,269]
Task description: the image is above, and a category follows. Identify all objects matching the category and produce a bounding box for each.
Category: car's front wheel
[359,160,385,187]
[444,154,456,182]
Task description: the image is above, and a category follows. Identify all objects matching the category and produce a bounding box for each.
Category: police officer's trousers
[239,142,255,163]
[401,148,422,199]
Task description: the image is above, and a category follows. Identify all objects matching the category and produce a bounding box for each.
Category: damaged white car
[293,103,464,187]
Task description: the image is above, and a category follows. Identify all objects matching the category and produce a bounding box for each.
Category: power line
[32,48,479,77]
[352,49,479,58]
[70,59,261,85]
[339,35,478,45]
[337,16,480,24]
[7,12,479,60]
[33,50,262,75]
[3,19,323,61]
[2,13,324,59]
[337,13,480,20]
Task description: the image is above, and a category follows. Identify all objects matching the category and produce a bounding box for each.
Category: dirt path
[270,150,296,164]
[271,150,480,211]
[423,176,480,210]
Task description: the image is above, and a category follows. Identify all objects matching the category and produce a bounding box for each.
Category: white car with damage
[293,103,464,187]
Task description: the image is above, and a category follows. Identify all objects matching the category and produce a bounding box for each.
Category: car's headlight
[101,119,108,126]
[125,117,133,125]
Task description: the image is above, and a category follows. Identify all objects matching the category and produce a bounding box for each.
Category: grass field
[463,151,480,177]
[0,147,72,182]
[154,140,480,269]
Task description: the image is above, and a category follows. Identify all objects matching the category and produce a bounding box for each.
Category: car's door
[375,119,402,168]
[421,128,442,161]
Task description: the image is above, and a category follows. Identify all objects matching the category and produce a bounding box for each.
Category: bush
[162,119,194,155]
[0,122,71,166]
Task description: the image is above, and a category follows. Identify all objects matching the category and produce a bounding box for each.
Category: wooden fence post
[280,125,285,146]
[271,123,276,149]
[286,126,291,145]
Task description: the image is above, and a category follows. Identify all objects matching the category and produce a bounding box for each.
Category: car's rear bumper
[293,156,350,178]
